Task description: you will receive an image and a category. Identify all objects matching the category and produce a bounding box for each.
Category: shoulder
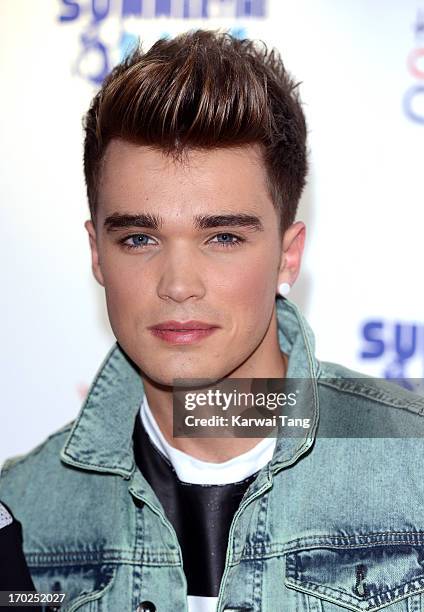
[0,419,122,553]
[0,420,75,494]
[317,360,424,435]
[318,360,424,415]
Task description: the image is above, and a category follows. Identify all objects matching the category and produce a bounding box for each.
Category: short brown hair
[83,29,308,233]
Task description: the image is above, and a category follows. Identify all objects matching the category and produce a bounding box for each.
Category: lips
[148,320,220,345]
[149,320,218,331]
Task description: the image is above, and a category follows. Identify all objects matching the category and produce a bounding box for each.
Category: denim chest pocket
[284,542,424,611]
[30,562,116,612]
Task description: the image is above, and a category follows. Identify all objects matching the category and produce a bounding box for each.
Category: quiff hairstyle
[83,29,308,234]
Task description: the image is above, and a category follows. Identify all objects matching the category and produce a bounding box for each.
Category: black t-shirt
[0,501,41,612]
[132,412,258,597]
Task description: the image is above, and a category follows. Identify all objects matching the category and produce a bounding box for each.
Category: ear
[84,220,105,287]
[277,221,306,289]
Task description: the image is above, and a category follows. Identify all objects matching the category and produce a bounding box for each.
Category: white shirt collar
[139,394,276,485]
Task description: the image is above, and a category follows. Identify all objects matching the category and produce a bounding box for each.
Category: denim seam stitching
[234,532,424,559]
[285,575,424,611]
[318,378,424,414]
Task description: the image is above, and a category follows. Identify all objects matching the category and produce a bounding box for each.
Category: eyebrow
[103,212,264,232]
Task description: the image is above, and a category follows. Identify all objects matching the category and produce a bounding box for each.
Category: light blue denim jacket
[2,296,424,612]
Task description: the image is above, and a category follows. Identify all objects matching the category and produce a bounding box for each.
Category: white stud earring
[278,282,291,297]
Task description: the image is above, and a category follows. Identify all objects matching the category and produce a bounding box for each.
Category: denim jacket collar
[60,296,320,478]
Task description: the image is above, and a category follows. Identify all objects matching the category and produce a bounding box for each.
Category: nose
[156,243,206,303]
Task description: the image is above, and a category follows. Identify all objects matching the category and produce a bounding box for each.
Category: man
[1,29,424,612]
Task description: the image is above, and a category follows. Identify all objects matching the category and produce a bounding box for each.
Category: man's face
[85,139,301,385]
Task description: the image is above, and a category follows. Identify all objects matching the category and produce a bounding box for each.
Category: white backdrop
[1,0,423,464]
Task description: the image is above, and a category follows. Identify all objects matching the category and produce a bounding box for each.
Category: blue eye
[210,233,245,248]
[120,234,155,250]
[118,232,245,251]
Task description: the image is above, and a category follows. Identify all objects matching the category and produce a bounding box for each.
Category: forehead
[97,139,273,218]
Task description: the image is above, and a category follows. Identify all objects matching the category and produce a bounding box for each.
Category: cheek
[101,246,145,298]
[101,261,143,334]
[229,250,277,302]
[216,251,277,334]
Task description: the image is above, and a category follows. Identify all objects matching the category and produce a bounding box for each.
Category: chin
[143,363,225,388]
